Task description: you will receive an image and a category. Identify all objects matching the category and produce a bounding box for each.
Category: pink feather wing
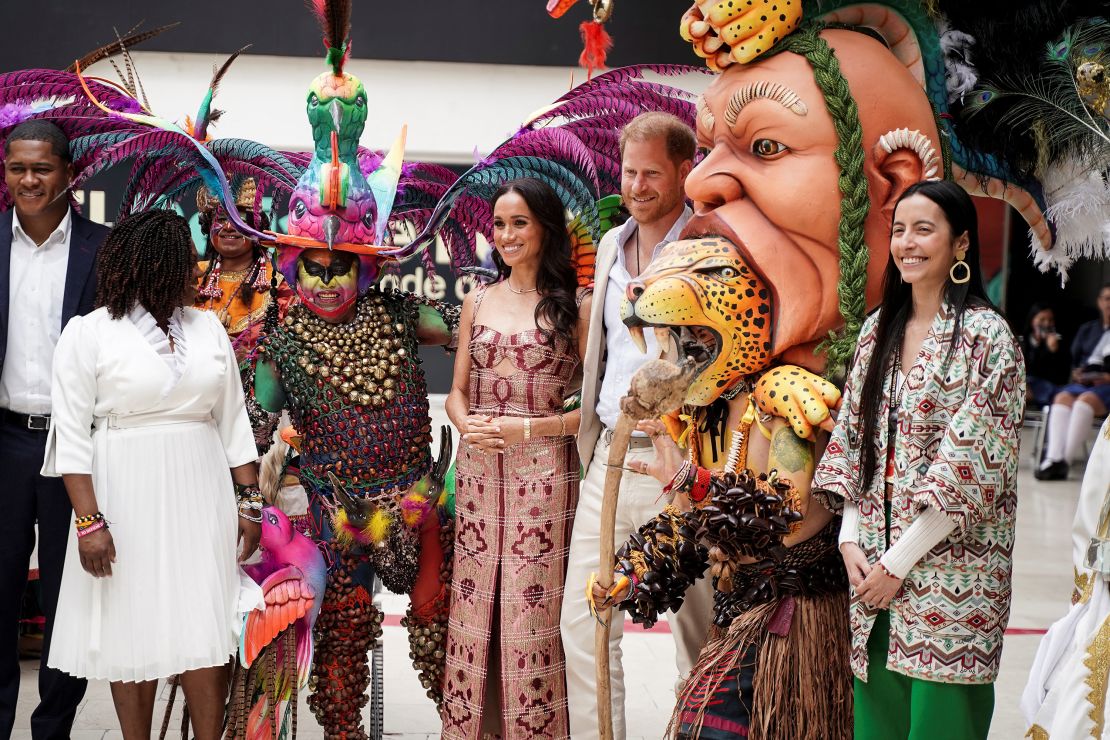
[241,566,317,668]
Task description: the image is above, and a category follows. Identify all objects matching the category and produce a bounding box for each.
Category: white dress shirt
[1086,329,1110,367]
[0,210,72,414]
[595,207,692,430]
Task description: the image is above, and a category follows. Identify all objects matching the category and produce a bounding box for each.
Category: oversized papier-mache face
[680,29,942,374]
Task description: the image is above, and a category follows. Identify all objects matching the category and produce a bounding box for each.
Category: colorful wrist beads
[75,512,107,538]
[236,483,264,523]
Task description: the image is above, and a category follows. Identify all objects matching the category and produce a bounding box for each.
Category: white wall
[87,51,588,163]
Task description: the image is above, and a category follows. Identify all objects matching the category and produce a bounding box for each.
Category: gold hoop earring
[950,259,971,284]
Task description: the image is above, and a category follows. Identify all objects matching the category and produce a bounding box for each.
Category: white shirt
[595,207,692,430]
[1087,329,1110,367]
[0,210,72,414]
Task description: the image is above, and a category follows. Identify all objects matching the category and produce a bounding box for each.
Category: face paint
[208,207,255,262]
[297,248,359,322]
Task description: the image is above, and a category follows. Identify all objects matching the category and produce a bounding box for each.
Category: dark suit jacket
[1072,319,1110,370]
[0,208,109,375]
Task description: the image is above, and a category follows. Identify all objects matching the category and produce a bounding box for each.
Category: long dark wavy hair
[96,210,196,326]
[490,178,579,345]
[856,180,997,489]
[198,206,271,305]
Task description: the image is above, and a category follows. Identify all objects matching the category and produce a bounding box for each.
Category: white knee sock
[1066,401,1097,462]
[1044,404,1072,466]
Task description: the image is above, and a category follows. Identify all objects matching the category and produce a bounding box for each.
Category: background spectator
[1023,303,1071,408]
[1036,284,1110,481]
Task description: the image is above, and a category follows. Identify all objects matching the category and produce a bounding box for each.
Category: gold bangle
[558,413,566,437]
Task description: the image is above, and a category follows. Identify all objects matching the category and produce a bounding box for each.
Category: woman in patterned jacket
[813,180,1025,740]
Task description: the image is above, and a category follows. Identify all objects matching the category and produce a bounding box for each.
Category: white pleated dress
[42,305,259,682]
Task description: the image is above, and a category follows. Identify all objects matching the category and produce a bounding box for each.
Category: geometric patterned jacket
[813,303,1026,684]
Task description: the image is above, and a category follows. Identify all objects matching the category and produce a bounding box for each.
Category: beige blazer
[576,227,622,469]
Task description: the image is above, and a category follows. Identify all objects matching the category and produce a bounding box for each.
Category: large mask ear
[872,128,940,227]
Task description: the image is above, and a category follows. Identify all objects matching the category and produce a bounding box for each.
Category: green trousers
[854,610,994,740]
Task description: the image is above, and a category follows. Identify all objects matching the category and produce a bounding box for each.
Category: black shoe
[1034,460,1069,481]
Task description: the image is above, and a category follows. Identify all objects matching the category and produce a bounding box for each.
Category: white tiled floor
[14,408,1083,739]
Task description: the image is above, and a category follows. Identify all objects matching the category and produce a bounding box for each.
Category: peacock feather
[965,18,1109,171]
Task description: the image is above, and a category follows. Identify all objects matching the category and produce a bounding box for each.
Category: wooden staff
[596,357,694,740]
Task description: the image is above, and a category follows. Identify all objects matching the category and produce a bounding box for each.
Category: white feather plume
[937,16,979,105]
[259,429,310,516]
[1030,154,1110,282]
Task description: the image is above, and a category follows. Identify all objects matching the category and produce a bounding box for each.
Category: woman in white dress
[41,210,261,739]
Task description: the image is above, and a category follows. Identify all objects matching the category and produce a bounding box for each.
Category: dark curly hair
[198,205,271,305]
[490,178,579,346]
[96,210,196,325]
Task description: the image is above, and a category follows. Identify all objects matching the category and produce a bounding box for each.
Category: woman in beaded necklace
[441,178,592,739]
[813,180,1025,739]
[194,180,294,364]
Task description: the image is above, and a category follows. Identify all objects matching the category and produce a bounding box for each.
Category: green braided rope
[767,26,871,379]
[934,106,954,179]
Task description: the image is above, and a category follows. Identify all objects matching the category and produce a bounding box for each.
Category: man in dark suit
[0,120,108,739]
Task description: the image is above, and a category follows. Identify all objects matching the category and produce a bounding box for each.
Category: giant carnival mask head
[624,24,944,404]
[684,28,941,368]
[272,1,405,307]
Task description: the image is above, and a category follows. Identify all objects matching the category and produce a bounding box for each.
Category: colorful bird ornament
[233,506,327,740]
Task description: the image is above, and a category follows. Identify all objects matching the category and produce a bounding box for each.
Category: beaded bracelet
[235,482,263,499]
[662,460,694,496]
[234,483,264,522]
[75,512,104,528]
[523,418,532,442]
[76,520,107,538]
[235,483,264,505]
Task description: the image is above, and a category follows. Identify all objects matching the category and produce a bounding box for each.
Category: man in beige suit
[560,112,715,739]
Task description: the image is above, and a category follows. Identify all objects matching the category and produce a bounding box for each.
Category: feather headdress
[307,0,352,75]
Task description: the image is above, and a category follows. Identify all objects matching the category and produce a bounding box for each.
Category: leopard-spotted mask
[621,235,772,406]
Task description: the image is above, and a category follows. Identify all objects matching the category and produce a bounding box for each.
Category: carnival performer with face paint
[194,180,295,453]
[254,236,458,733]
[236,0,467,730]
[41,210,261,740]
[249,41,461,731]
[440,178,591,739]
[813,180,1025,740]
[194,179,293,364]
